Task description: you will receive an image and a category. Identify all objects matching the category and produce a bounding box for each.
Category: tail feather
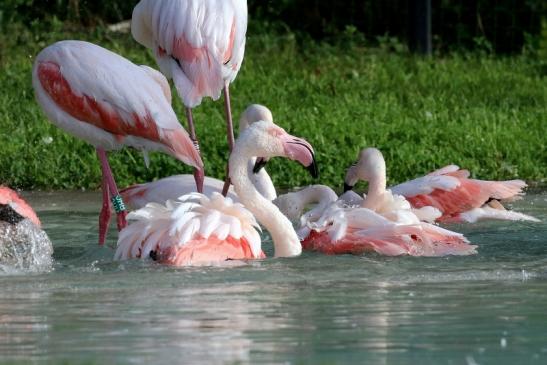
[482,180,527,201]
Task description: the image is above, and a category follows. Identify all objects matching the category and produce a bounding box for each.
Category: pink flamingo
[299,149,476,257]
[32,40,203,245]
[0,186,41,227]
[132,0,248,193]
[115,120,318,266]
[120,105,276,209]
[345,149,539,223]
[0,186,53,271]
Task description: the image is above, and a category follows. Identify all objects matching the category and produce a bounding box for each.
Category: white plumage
[132,0,247,107]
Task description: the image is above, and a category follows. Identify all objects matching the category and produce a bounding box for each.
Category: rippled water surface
[1,191,546,364]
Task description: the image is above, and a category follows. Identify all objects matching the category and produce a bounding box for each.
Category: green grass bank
[1,24,546,191]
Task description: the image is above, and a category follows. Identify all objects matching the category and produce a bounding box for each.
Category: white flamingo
[299,149,476,256]
[115,120,318,266]
[132,0,248,193]
[345,148,539,223]
[32,40,202,244]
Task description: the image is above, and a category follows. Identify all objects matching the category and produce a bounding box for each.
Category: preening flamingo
[300,149,476,257]
[32,40,203,245]
[132,0,248,193]
[115,120,318,266]
[345,149,539,223]
[120,104,276,209]
[0,187,53,271]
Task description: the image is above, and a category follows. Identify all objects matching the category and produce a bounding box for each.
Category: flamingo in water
[115,120,318,266]
[344,149,539,223]
[132,0,248,193]
[292,149,476,256]
[120,104,276,210]
[32,40,203,245]
[0,186,53,271]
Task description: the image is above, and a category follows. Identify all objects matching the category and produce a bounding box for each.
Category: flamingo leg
[185,107,204,193]
[221,84,235,196]
[98,175,111,245]
[96,148,127,234]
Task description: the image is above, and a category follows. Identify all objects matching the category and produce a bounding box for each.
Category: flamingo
[131,0,247,194]
[344,149,539,223]
[0,186,53,271]
[115,120,318,266]
[120,104,276,209]
[32,40,203,245]
[299,149,476,257]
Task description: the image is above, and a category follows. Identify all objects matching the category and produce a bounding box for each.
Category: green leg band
[111,194,127,214]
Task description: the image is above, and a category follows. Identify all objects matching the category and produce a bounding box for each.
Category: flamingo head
[235,120,318,179]
[344,148,386,192]
[240,104,274,174]
[239,104,273,132]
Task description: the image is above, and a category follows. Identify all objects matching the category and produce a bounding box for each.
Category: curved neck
[361,162,387,211]
[246,158,277,201]
[294,185,337,213]
[230,151,301,257]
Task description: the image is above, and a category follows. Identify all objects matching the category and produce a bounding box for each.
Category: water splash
[0,220,53,274]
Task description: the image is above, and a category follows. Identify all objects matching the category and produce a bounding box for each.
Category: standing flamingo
[115,120,318,266]
[344,149,539,223]
[32,40,203,245]
[120,104,276,209]
[0,186,53,271]
[299,149,476,257]
[132,0,247,193]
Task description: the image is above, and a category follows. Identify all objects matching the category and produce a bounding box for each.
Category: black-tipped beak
[252,157,268,174]
[343,183,354,192]
[307,156,319,179]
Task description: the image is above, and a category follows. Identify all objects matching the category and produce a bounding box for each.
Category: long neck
[246,158,277,201]
[231,151,302,257]
[361,163,387,211]
[297,185,338,222]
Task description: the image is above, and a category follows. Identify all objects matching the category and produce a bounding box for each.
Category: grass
[0,22,545,192]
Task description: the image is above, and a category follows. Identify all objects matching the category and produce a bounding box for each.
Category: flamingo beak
[280,133,319,179]
[343,183,354,192]
[252,157,269,173]
[344,164,358,191]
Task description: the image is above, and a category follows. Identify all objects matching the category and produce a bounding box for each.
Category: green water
[1,192,546,364]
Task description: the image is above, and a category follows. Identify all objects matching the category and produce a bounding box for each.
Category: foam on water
[0,220,53,274]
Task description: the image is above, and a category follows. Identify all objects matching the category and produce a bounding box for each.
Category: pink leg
[98,176,111,245]
[185,107,204,193]
[96,148,127,234]
[221,84,235,196]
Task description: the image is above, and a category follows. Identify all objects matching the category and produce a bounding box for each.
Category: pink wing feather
[115,192,264,266]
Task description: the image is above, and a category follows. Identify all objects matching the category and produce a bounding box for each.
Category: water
[1,191,546,364]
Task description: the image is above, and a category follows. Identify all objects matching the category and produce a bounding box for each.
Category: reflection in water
[0,192,545,364]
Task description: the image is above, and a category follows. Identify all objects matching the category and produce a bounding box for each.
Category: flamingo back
[132,0,247,107]
[115,192,264,266]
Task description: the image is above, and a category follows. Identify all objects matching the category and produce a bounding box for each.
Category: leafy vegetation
[0,23,545,191]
